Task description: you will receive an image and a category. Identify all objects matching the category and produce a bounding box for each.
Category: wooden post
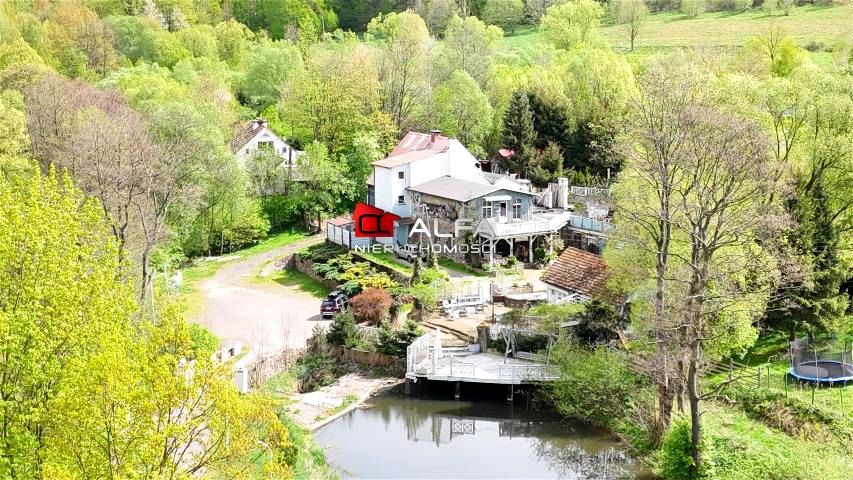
[507,384,514,403]
[455,381,461,400]
[404,378,412,396]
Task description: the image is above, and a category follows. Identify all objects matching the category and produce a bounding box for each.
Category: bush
[548,343,642,427]
[575,299,622,345]
[659,417,696,480]
[376,319,422,357]
[326,310,362,348]
[350,287,393,324]
[680,0,705,16]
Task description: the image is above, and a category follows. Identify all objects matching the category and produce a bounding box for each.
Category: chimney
[430,129,441,143]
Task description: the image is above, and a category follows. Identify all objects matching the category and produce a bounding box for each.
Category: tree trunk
[687,345,702,478]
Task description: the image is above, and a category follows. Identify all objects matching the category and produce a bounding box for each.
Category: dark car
[320,291,349,318]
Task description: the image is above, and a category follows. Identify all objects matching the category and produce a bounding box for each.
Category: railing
[566,215,613,234]
[406,330,559,382]
[498,364,560,381]
[326,223,372,249]
[570,186,611,197]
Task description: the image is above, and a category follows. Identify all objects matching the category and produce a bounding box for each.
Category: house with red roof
[540,246,610,304]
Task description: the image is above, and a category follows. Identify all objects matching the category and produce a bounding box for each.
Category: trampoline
[788,337,853,384]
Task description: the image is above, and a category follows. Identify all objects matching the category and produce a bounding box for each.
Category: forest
[0,0,851,478]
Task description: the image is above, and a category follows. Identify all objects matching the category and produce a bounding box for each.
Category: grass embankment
[436,256,490,277]
[264,373,335,480]
[353,250,413,275]
[501,6,852,64]
[261,269,331,298]
[177,229,312,316]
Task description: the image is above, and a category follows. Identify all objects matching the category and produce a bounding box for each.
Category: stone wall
[330,345,405,376]
[290,253,341,290]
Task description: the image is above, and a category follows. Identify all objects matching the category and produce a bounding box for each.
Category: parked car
[393,244,420,263]
[320,291,349,318]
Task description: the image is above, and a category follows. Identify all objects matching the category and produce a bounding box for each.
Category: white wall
[235,127,297,168]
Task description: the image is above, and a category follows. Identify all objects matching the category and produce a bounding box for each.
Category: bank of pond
[314,384,653,479]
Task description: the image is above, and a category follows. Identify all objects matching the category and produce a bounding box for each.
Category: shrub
[548,343,641,426]
[326,310,361,348]
[575,299,622,345]
[659,417,696,480]
[680,0,705,16]
[376,319,423,357]
[350,287,393,324]
[408,283,438,312]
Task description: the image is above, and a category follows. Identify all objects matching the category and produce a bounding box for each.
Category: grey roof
[408,176,500,202]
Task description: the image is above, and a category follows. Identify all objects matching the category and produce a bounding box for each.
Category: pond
[314,391,652,479]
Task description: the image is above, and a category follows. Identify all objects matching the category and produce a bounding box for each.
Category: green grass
[177,229,312,316]
[436,256,489,277]
[264,268,331,298]
[353,250,413,275]
[499,6,852,56]
[702,403,852,480]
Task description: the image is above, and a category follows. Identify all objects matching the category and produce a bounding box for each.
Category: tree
[437,15,502,88]
[611,56,711,442]
[282,43,390,153]
[43,1,118,77]
[500,90,536,173]
[176,24,219,58]
[292,141,353,231]
[214,18,254,66]
[539,0,604,50]
[679,0,704,17]
[481,0,524,34]
[610,0,648,51]
[528,141,564,187]
[524,0,560,24]
[416,0,459,36]
[0,168,134,477]
[367,10,432,131]
[239,39,304,110]
[433,70,494,150]
[671,107,781,476]
[350,287,394,324]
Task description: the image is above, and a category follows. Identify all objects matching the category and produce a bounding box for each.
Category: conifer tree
[500,90,536,173]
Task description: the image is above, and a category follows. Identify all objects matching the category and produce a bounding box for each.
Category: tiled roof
[373,131,449,168]
[540,247,609,297]
[228,119,267,153]
[408,176,501,202]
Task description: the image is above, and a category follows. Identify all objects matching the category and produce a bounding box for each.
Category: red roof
[498,148,516,158]
[541,247,609,297]
[373,131,449,168]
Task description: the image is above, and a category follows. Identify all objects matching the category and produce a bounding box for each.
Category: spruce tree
[500,91,536,173]
[768,174,848,338]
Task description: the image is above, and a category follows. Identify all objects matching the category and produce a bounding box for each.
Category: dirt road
[194,235,329,356]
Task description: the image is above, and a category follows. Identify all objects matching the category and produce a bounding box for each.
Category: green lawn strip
[436,256,489,277]
[265,371,336,480]
[499,6,851,55]
[353,250,413,275]
[177,229,311,316]
[263,269,331,298]
[702,403,852,480]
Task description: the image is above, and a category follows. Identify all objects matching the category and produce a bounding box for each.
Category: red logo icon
[354,203,400,238]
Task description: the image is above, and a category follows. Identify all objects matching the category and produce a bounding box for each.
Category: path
[193,235,328,356]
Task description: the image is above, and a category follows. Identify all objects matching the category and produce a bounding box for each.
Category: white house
[367,130,494,245]
[229,118,301,170]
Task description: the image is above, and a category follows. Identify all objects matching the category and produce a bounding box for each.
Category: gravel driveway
[194,235,329,356]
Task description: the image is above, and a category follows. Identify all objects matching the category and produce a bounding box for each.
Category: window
[257,141,274,151]
[397,195,406,205]
[398,171,405,180]
[512,200,522,220]
[482,204,492,219]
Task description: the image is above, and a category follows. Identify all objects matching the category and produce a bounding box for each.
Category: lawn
[500,6,852,55]
[702,403,852,480]
[436,256,489,277]
[265,269,331,298]
[353,250,413,275]
[177,229,312,316]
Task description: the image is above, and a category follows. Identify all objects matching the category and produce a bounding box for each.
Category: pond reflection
[314,394,651,479]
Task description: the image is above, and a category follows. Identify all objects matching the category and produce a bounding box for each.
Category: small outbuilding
[540,246,609,304]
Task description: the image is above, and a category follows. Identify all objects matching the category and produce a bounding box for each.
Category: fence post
[728,358,733,382]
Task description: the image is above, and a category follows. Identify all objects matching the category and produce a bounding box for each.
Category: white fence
[406,330,559,383]
[570,186,611,197]
[326,222,371,249]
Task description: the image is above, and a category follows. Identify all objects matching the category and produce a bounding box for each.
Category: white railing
[406,330,559,382]
[570,186,611,197]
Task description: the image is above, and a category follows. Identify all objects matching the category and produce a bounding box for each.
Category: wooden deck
[406,331,559,385]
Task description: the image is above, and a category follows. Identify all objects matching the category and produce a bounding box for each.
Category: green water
[315,393,652,479]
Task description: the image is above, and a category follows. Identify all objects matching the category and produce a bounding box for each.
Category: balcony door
[497,201,508,223]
